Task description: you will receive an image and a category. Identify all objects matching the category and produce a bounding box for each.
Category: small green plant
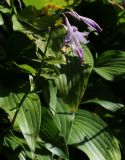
[0,0,125,160]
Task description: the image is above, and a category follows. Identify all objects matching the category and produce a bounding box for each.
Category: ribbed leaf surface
[0,92,41,154]
[40,106,69,159]
[54,46,93,111]
[68,109,121,160]
[83,98,124,112]
[94,50,125,80]
[54,99,74,142]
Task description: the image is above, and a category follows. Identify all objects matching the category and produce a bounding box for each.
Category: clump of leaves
[0,0,125,160]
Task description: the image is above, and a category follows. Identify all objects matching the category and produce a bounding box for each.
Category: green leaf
[40,106,69,159]
[0,5,11,13]
[48,80,57,111]
[34,153,52,160]
[12,15,25,31]
[16,93,41,153]
[82,80,124,112]
[22,0,75,9]
[49,26,66,52]
[40,66,59,79]
[14,63,36,75]
[0,13,4,25]
[0,92,42,155]
[5,0,11,6]
[94,50,125,81]
[4,135,28,160]
[53,98,75,143]
[37,26,66,64]
[83,98,124,112]
[68,109,121,160]
[54,46,93,111]
[17,7,56,31]
[4,134,52,160]
[114,0,123,4]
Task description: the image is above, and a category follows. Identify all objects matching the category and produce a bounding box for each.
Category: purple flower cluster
[63,11,102,62]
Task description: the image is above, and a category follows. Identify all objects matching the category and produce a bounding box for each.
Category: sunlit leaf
[0,4,11,13]
[0,13,4,25]
[17,7,56,31]
[38,26,66,63]
[4,135,52,160]
[48,80,57,111]
[82,80,124,112]
[22,0,75,10]
[14,63,36,75]
[39,106,69,159]
[5,0,11,6]
[83,98,124,112]
[4,135,27,160]
[12,15,25,31]
[68,109,121,160]
[54,46,93,111]
[0,92,41,156]
[53,98,74,142]
[94,50,125,80]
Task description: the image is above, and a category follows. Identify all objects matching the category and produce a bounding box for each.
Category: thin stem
[10,28,52,128]
[34,29,51,84]
[10,92,28,128]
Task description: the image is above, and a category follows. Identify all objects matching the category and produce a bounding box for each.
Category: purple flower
[68,11,102,32]
[64,17,89,61]
[62,11,102,62]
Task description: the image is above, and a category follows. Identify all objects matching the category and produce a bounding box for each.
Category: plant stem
[10,28,52,128]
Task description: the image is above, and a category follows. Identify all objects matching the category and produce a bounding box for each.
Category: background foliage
[0,0,125,160]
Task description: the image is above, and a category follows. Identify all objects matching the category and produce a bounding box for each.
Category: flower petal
[76,46,84,61]
[70,38,84,61]
[80,16,102,32]
[68,11,81,20]
[68,11,102,32]
[75,31,89,44]
[63,15,90,62]
[65,17,72,31]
